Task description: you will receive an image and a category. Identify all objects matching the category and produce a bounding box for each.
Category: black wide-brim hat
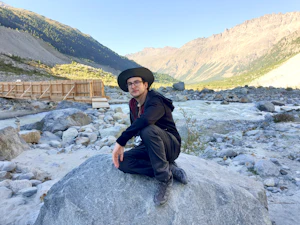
[117,67,154,92]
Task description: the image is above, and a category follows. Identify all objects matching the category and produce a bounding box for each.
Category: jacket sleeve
[116,96,165,146]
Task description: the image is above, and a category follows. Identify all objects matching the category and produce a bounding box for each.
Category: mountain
[0,2,139,73]
[127,12,300,85]
[0,25,71,66]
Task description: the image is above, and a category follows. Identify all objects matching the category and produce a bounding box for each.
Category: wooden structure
[0,79,109,108]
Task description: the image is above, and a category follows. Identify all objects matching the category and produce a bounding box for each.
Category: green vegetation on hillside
[0,7,139,70]
[51,62,118,86]
[151,72,180,88]
[0,54,55,78]
[0,54,180,88]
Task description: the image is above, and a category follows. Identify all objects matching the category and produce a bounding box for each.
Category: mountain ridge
[0,3,139,74]
[126,12,300,85]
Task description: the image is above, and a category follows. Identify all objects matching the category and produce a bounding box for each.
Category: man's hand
[112,142,124,168]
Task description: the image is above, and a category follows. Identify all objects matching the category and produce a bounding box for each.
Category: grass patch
[273,113,295,123]
[178,108,206,154]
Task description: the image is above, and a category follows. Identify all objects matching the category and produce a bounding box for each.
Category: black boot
[154,176,173,206]
[170,162,188,184]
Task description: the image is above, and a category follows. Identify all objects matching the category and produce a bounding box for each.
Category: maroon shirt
[129,98,144,121]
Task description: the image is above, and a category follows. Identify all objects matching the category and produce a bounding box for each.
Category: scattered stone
[254,160,280,177]
[9,180,32,193]
[256,102,275,112]
[62,127,78,144]
[0,127,29,160]
[0,171,12,180]
[17,187,38,197]
[0,161,16,172]
[19,129,41,143]
[264,178,276,187]
[0,186,13,199]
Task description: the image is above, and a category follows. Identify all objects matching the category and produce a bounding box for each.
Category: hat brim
[117,67,154,92]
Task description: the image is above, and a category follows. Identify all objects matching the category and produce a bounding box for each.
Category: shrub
[178,108,206,154]
[273,113,295,123]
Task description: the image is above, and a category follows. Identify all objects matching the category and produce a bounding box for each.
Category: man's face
[127,77,148,98]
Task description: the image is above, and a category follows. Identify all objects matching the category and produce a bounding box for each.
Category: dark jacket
[116,90,181,146]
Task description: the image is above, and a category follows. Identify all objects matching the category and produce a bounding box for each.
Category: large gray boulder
[173,82,185,91]
[256,101,275,112]
[34,154,271,225]
[21,109,91,133]
[0,127,29,160]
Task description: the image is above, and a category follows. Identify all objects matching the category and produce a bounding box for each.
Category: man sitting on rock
[112,67,188,206]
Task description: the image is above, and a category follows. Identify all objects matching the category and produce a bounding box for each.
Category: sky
[3,0,300,56]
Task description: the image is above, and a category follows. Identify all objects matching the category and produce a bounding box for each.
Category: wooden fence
[0,79,109,107]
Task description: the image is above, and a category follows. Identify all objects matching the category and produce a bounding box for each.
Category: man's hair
[141,78,150,90]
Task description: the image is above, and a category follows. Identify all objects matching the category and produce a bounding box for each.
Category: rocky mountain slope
[127,12,300,85]
[0,26,71,66]
[0,2,138,74]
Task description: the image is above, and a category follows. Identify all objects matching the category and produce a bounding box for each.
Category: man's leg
[140,125,180,183]
[140,125,180,206]
[118,144,155,177]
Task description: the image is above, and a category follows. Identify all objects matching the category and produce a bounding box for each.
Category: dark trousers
[118,125,180,183]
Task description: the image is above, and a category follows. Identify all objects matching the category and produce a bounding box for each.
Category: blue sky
[3,0,300,56]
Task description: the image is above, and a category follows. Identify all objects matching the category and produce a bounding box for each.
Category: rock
[17,187,38,197]
[0,127,29,160]
[99,124,127,138]
[201,88,214,93]
[240,97,251,103]
[21,109,91,133]
[99,146,112,153]
[256,102,275,112]
[213,94,224,101]
[79,132,98,144]
[31,101,49,110]
[114,107,123,113]
[56,101,91,111]
[174,94,188,102]
[30,180,42,187]
[217,149,237,158]
[232,154,256,166]
[0,186,12,199]
[113,112,128,121]
[0,161,16,172]
[17,172,35,180]
[19,129,41,143]
[36,143,51,149]
[49,140,61,148]
[271,100,285,106]
[75,137,90,146]
[221,100,229,105]
[264,178,276,187]
[39,131,61,144]
[34,154,271,225]
[173,82,185,91]
[8,180,32,193]
[62,128,78,144]
[254,160,280,177]
[280,169,288,175]
[244,130,261,136]
[0,171,12,180]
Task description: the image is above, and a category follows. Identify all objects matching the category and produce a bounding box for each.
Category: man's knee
[140,125,158,140]
[118,159,128,173]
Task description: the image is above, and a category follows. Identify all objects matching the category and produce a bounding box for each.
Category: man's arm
[112,143,124,168]
[116,96,165,146]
